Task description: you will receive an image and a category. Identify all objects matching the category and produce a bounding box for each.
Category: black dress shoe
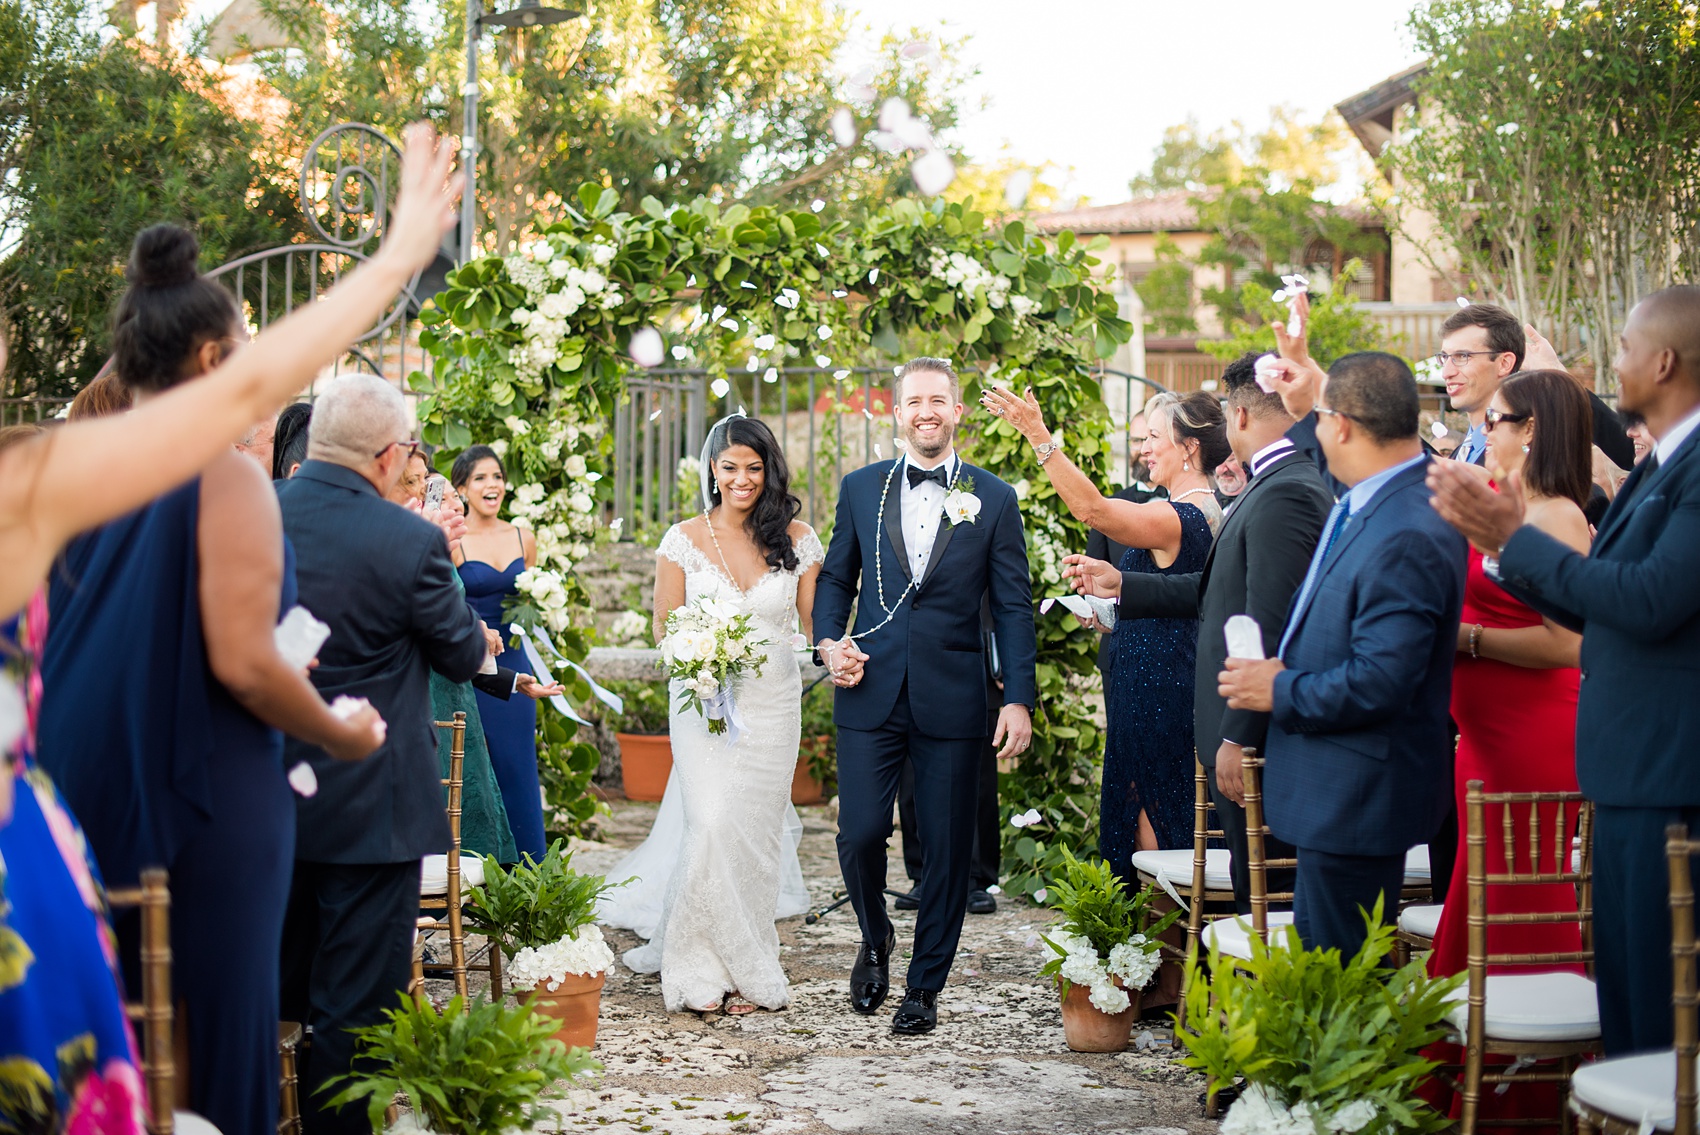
[966,889,997,915]
[891,988,938,1035]
[850,928,896,1014]
[893,890,920,911]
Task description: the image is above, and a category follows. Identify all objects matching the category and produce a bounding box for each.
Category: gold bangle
[1468,623,1483,659]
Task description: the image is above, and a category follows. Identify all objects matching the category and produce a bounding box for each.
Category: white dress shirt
[1655,404,1700,466]
[1247,437,1296,478]
[900,448,956,581]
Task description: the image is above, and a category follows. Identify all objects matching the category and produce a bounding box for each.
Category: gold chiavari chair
[1131,760,1235,964]
[1572,824,1700,1135]
[1199,751,1298,961]
[276,1022,302,1135]
[1448,781,1600,1135]
[108,868,178,1135]
[413,713,503,1001]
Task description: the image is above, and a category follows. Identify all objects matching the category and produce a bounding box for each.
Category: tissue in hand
[275,606,331,670]
[1224,614,1267,661]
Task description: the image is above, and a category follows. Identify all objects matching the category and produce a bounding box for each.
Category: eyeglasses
[1315,405,1360,424]
[374,438,422,459]
[1432,349,1510,368]
[1484,408,1531,428]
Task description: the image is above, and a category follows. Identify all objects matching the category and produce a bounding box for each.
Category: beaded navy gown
[1099,501,1216,877]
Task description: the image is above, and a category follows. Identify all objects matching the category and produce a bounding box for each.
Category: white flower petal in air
[811,199,826,214]
[879,96,911,133]
[739,280,757,290]
[1458,296,1474,309]
[629,327,665,368]
[817,326,833,340]
[815,243,830,257]
[869,268,880,284]
[671,345,690,360]
[710,304,727,322]
[753,333,776,351]
[1004,168,1034,210]
[648,409,663,422]
[830,107,857,148]
[1432,421,1450,439]
[832,369,851,381]
[911,150,956,196]
[719,318,740,331]
[710,378,731,399]
[745,355,760,372]
[1034,887,1048,903]
[831,289,849,298]
[817,355,833,368]
[867,131,905,154]
[287,761,319,797]
[762,368,778,384]
[899,38,935,60]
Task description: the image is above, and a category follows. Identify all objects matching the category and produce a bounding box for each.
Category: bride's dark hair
[708,416,800,572]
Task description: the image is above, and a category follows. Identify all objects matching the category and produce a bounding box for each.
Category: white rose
[548,259,571,279]
[564,455,588,478]
[568,492,594,514]
[489,439,509,458]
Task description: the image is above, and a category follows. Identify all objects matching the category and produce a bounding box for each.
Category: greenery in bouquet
[1178,902,1463,1135]
[464,840,620,991]
[659,595,777,734]
[327,993,600,1135]
[1038,850,1180,1013]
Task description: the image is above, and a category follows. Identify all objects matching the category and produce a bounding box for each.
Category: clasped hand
[816,636,868,688]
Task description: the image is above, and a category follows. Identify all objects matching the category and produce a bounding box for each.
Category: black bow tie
[907,464,948,489]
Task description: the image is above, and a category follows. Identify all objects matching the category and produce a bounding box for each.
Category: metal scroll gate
[206,123,427,402]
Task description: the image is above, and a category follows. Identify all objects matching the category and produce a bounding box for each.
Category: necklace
[701,510,756,593]
[1171,486,1216,503]
[855,453,962,643]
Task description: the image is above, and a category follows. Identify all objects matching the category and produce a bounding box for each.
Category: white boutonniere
[943,472,982,526]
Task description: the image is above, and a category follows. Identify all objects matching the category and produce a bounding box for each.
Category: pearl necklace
[1170,486,1216,504]
[701,510,757,593]
[854,453,963,643]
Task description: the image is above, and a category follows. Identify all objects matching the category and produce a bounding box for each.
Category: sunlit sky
[843,0,1427,205]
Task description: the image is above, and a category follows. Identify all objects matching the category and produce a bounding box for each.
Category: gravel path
[434,799,1219,1135]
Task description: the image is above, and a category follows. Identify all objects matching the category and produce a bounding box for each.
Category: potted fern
[328,993,600,1135]
[1179,901,1464,1135]
[1038,850,1180,1052]
[464,840,618,1048]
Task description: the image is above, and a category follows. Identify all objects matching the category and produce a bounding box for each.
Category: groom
[815,356,1037,1035]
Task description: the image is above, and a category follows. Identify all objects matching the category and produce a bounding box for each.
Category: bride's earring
[1521,444,1530,454]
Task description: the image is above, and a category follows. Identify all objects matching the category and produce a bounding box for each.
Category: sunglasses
[1484,409,1531,428]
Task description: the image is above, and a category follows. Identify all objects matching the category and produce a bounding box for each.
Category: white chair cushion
[1201,911,1297,960]
[1398,903,1444,940]
[173,1113,224,1135]
[1404,844,1431,885]
[420,853,485,895]
[1445,971,1601,1042]
[1131,848,1233,892]
[1572,1050,1687,1132]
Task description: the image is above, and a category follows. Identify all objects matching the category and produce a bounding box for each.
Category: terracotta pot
[616,732,672,802]
[1058,977,1140,1053]
[791,740,829,806]
[522,970,605,1049]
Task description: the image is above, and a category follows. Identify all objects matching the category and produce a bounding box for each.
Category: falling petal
[584,471,603,482]
[879,96,911,133]
[811,199,826,213]
[1432,420,1450,439]
[671,345,690,360]
[740,280,757,290]
[831,289,848,298]
[1457,296,1474,309]
[745,355,760,372]
[1004,168,1034,209]
[862,407,873,420]
[629,326,665,368]
[816,355,832,368]
[892,364,902,376]
[816,243,830,257]
[686,274,697,287]
[753,333,776,350]
[830,107,857,148]
[1034,887,1049,903]
[762,367,779,383]
[720,318,740,330]
[832,368,851,380]
[869,268,880,284]
[899,38,933,60]
[711,304,727,321]
[287,762,318,797]
[711,377,731,398]
[648,409,663,422]
[911,149,956,196]
[738,404,747,416]
[874,443,883,458]
[867,131,905,154]
[818,326,833,340]
[1271,289,1289,304]
[609,517,624,534]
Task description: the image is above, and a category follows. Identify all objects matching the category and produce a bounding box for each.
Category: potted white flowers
[1038,851,1179,1053]
[1180,903,1463,1135]
[464,841,619,1049]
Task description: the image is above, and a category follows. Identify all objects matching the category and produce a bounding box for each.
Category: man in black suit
[277,375,490,1134]
[1065,353,1333,912]
[1430,285,1700,1055]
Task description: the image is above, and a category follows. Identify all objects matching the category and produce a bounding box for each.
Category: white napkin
[1224,614,1266,660]
[1040,593,1118,632]
[275,606,331,670]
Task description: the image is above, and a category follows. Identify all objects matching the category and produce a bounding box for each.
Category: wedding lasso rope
[847,451,964,645]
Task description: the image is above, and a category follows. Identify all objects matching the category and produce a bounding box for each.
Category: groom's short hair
[894,356,960,404]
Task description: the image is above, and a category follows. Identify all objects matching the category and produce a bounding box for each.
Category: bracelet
[1468,624,1483,659]
[1035,440,1060,465]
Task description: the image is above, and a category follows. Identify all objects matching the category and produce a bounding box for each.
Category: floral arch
[417,185,1134,893]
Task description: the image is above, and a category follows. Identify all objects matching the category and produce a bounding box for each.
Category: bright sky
[843,0,1427,206]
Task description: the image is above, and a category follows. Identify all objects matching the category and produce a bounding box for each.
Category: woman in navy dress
[981,387,1228,870]
[35,226,386,1135]
[452,445,546,863]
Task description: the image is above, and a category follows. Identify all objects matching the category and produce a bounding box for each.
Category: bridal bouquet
[659,595,768,737]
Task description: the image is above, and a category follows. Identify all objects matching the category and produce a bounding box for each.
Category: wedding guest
[1626,413,1654,465]
[982,385,1226,866]
[1219,352,1466,957]
[452,444,545,862]
[277,375,489,1134]
[38,225,387,1135]
[1430,370,1591,978]
[0,123,458,1129]
[274,400,312,481]
[65,364,132,421]
[1429,284,1700,1056]
[1064,351,1333,913]
[1213,454,1247,506]
[386,446,429,505]
[236,411,278,471]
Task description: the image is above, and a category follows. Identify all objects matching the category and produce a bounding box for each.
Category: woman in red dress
[1425,370,1596,1130]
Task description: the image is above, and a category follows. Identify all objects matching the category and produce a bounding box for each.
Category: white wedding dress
[597,523,820,1011]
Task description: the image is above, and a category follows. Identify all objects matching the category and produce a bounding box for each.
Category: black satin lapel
[882,472,912,581]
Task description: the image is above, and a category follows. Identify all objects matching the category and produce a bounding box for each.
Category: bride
[599,413,821,1014]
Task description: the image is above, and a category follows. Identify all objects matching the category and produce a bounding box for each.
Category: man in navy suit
[1219,353,1467,958]
[1430,285,1700,1055]
[814,357,1038,1035]
[276,376,490,1134]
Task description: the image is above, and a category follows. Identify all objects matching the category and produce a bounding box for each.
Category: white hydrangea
[1087,979,1130,1014]
[504,924,615,992]
[926,248,1014,311]
[1060,950,1105,986]
[1107,935,1162,990]
[1219,1086,1378,1135]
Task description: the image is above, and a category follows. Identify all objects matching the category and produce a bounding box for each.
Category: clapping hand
[1061,553,1121,600]
[1428,459,1527,557]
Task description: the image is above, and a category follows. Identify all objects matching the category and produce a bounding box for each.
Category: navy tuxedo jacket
[1265,456,1468,856]
[814,460,1037,738]
[1498,427,1700,807]
[278,461,488,863]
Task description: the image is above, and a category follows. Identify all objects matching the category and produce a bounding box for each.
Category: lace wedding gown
[597,523,821,1011]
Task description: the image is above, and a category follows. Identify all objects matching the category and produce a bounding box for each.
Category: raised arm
[0,123,461,619]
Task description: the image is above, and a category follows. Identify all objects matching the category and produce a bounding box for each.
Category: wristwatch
[1034,440,1061,465]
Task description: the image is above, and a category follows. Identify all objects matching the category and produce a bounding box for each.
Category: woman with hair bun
[982,385,1226,864]
[600,414,820,1015]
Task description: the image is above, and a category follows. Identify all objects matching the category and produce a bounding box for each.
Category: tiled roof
[1035,189,1383,235]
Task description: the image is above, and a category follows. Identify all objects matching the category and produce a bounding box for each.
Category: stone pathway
[439,800,1218,1135]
